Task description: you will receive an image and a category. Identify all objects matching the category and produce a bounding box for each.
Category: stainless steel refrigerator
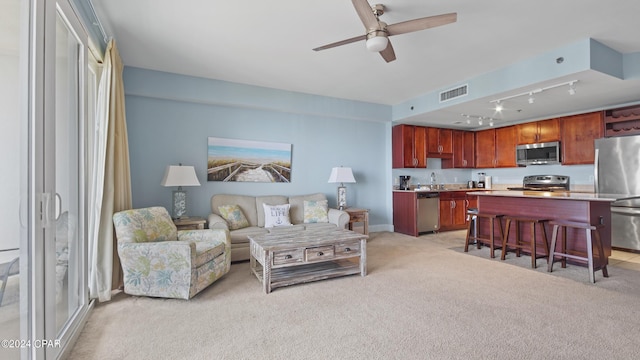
[595,135,640,251]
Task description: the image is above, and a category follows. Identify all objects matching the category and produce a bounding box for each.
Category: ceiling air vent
[439,84,468,103]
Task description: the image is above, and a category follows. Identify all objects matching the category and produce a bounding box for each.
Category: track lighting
[461,114,495,127]
[489,80,578,106]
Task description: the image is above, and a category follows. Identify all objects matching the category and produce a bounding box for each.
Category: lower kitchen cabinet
[439,191,475,231]
[393,191,419,236]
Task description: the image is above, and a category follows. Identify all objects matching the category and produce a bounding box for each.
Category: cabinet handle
[465,199,469,207]
[285,254,292,259]
[452,201,456,209]
[317,251,324,256]
[345,247,351,252]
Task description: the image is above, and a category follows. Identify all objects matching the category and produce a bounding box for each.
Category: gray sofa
[208,193,350,262]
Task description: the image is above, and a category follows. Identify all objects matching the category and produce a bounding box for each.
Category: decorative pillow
[263,203,292,228]
[303,200,329,224]
[218,204,250,230]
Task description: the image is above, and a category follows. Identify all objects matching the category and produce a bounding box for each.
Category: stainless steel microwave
[516,141,561,166]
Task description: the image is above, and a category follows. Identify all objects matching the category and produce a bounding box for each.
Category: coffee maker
[399,175,411,190]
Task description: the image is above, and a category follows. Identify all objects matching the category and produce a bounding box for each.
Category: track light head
[528,93,535,104]
[568,82,576,95]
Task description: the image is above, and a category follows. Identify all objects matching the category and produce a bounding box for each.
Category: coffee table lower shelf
[251,258,361,292]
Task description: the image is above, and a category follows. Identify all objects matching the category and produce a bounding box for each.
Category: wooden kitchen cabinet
[517,118,560,144]
[443,130,475,168]
[495,125,518,167]
[392,124,427,168]
[439,192,468,231]
[393,191,418,236]
[560,111,603,165]
[466,194,478,212]
[427,127,453,157]
[475,129,496,168]
[474,126,518,168]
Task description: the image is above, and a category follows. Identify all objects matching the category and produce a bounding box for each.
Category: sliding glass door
[48,2,87,351]
[2,0,92,358]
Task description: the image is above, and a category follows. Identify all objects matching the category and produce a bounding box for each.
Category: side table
[345,208,369,235]
[173,217,207,230]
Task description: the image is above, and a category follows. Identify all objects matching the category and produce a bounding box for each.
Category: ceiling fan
[313,0,457,63]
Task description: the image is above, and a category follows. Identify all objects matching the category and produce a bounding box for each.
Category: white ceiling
[92,0,640,129]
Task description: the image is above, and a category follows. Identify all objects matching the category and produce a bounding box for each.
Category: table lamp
[160,164,201,219]
[328,166,356,210]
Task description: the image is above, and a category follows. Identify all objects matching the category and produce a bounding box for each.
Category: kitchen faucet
[430,172,436,187]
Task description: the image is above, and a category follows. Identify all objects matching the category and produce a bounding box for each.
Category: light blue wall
[124,67,393,229]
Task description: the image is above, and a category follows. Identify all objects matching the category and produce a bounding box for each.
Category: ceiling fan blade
[352,0,379,30]
[313,35,367,51]
[387,13,457,36]
[379,41,396,63]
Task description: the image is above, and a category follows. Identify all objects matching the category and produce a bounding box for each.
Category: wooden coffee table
[249,228,367,294]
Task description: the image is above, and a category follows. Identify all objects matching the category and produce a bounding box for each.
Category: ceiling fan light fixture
[365,34,388,52]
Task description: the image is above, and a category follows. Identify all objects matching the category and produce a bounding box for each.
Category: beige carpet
[68,231,640,360]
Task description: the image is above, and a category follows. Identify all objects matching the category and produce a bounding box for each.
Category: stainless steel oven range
[507,175,570,192]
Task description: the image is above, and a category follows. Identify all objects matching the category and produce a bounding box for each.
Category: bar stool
[501,217,550,268]
[547,220,609,283]
[464,211,505,258]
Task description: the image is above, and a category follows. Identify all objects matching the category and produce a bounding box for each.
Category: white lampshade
[366,36,388,52]
[161,165,201,187]
[328,167,356,184]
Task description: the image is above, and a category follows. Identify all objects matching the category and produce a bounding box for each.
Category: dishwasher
[417,192,440,233]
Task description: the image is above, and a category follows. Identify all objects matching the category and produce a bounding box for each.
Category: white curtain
[88,39,131,301]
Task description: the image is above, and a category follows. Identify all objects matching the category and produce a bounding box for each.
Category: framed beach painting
[207,137,292,182]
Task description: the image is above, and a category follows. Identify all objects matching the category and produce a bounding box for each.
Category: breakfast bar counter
[468,191,618,260]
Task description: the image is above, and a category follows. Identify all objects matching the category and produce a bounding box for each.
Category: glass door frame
[26,0,92,358]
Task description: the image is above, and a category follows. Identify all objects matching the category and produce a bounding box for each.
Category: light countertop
[468,190,624,202]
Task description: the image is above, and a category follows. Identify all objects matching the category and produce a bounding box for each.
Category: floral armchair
[113,206,230,299]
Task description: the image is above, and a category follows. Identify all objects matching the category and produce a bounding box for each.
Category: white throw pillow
[263,203,292,228]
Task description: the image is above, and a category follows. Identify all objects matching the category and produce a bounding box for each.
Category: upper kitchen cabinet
[561,111,604,165]
[475,129,496,168]
[517,118,560,144]
[427,127,453,157]
[442,130,475,169]
[392,124,427,168]
[495,126,518,167]
[475,126,518,168]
